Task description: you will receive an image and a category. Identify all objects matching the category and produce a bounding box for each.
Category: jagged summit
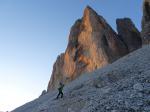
[82,5,107,32]
[84,5,94,11]
[116,18,142,52]
[47,6,141,92]
[83,5,98,16]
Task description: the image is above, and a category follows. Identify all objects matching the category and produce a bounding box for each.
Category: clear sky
[0,0,142,111]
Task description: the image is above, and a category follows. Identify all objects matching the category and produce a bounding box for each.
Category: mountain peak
[84,5,93,11]
[47,6,131,92]
[82,6,102,32]
[83,5,97,17]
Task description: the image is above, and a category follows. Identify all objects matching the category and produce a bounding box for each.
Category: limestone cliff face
[47,6,129,92]
[141,0,150,44]
[48,53,65,90]
[116,18,142,52]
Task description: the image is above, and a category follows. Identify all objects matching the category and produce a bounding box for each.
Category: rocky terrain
[12,45,150,112]
[47,6,142,91]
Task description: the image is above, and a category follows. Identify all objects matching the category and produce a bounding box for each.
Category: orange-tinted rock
[47,6,128,92]
[47,53,65,90]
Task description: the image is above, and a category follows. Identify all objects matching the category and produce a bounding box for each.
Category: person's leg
[60,91,63,98]
[56,92,61,99]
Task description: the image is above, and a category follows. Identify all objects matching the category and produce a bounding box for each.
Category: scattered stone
[133,83,144,91]
[12,45,150,112]
[111,110,118,112]
[68,108,75,112]
[137,100,144,106]
[101,87,111,94]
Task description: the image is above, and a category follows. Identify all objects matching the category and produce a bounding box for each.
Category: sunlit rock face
[116,18,142,52]
[47,6,129,92]
[141,0,150,44]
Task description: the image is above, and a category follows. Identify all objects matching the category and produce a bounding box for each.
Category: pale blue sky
[0,0,142,111]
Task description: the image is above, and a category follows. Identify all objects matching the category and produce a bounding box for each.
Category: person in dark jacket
[56,82,64,99]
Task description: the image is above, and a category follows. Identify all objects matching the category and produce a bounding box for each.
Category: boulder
[39,90,47,97]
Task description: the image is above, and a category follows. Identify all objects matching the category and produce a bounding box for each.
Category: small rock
[125,101,130,107]
[137,93,143,97]
[144,106,150,111]
[106,106,111,110]
[130,93,135,98]
[117,99,123,103]
[95,84,102,88]
[68,108,75,112]
[39,90,47,97]
[146,79,150,83]
[137,100,144,106]
[133,83,144,91]
[111,110,118,112]
[101,87,111,94]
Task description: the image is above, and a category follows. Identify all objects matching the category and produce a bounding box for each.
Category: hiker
[56,82,64,99]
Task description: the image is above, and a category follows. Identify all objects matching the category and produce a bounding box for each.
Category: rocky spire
[141,0,150,44]
[47,6,129,92]
[116,18,142,52]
